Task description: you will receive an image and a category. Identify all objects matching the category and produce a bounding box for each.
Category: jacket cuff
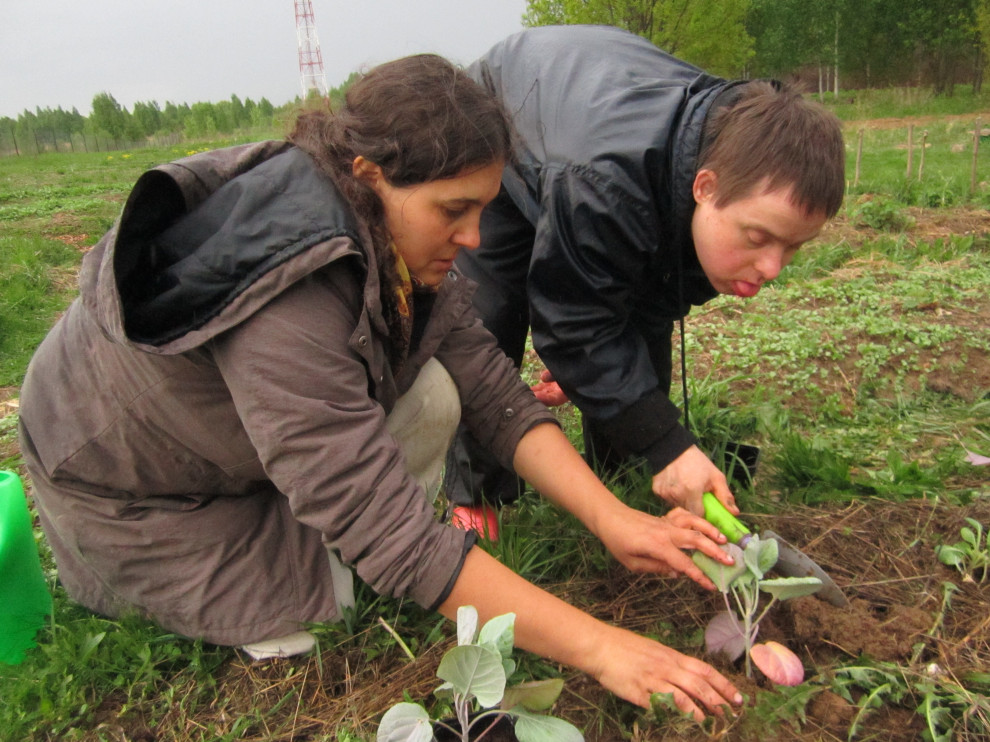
[592,388,697,474]
[427,531,477,612]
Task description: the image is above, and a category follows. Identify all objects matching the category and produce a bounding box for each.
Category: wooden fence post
[918,131,927,180]
[972,118,981,196]
[906,124,914,179]
[855,129,864,187]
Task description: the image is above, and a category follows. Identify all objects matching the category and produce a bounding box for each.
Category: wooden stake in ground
[972,117,981,196]
[906,124,914,179]
[918,130,927,180]
[855,129,864,187]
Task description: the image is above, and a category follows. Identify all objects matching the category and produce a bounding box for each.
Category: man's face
[691,170,826,298]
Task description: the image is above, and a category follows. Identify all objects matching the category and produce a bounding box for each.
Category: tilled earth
[555,497,990,741]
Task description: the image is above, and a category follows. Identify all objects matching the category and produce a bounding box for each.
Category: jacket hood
[79,142,372,354]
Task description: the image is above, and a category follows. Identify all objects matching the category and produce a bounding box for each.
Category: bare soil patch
[548,498,990,740]
[828,203,990,243]
[846,111,990,131]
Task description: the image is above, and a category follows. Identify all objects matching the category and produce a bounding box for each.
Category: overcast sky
[0,0,529,120]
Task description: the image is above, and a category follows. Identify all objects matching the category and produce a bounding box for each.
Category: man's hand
[652,445,738,516]
[530,368,569,407]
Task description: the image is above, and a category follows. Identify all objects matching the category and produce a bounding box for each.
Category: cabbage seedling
[935,517,988,583]
[377,606,582,742]
[692,535,822,684]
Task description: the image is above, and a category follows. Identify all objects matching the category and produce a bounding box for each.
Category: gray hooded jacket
[19,142,555,644]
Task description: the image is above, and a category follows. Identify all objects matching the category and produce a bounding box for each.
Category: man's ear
[692,169,718,204]
[352,156,382,186]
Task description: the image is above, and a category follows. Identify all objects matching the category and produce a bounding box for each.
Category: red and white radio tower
[295,0,328,98]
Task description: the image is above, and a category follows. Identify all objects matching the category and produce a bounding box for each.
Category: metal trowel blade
[763,529,849,607]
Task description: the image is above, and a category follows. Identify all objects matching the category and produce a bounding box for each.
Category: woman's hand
[512,424,735,590]
[595,503,734,590]
[652,445,738,516]
[441,549,742,723]
[590,624,743,720]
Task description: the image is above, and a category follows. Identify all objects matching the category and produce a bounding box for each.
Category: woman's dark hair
[289,53,514,245]
[698,81,845,218]
[288,54,514,368]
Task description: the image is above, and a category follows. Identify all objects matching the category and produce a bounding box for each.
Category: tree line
[523,0,990,95]
[1,71,359,157]
[1,92,283,156]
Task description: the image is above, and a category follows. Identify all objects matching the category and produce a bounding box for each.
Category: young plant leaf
[935,544,966,568]
[376,702,434,742]
[960,526,979,549]
[650,691,680,724]
[436,644,506,708]
[502,657,516,679]
[965,518,984,550]
[691,543,747,592]
[704,610,751,661]
[479,612,516,660]
[501,678,565,711]
[512,706,585,742]
[750,641,805,686]
[758,576,823,601]
[456,605,478,646]
[744,535,779,579]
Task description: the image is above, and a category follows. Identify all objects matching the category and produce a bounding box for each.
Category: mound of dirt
[786,596,933,662]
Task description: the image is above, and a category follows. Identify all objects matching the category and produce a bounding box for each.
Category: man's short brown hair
[698,81,845,218]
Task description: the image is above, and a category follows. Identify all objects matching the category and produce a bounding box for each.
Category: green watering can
[0,470,52,664]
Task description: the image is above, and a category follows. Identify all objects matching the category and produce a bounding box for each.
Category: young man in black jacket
[446,24,845,529]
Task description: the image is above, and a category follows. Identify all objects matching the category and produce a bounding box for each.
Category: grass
[0,95,988,740]
[677,231,990,508]
[825,84,990,122]
[0,234,79,385]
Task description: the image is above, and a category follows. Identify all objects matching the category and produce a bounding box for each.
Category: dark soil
[553,497,990,741]
[434,712,517,741]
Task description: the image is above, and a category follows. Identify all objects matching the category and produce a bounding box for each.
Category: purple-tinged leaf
[965,450,990,466]
[704,611,751,661]
[750,641,805,686]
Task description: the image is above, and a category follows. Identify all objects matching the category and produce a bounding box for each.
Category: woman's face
[354,158,504,286]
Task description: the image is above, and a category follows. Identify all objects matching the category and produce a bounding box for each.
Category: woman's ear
[352,156,382,186]
[692,169,718,204]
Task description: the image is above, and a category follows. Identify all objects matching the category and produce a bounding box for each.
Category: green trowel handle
[702,492,751,545]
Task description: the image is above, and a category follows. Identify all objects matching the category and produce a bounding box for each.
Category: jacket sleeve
[433,280,559,467]
[527,163,697,473]
[208,267,472,612]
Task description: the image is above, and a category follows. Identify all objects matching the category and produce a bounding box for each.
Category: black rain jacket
[470,24,744,472]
